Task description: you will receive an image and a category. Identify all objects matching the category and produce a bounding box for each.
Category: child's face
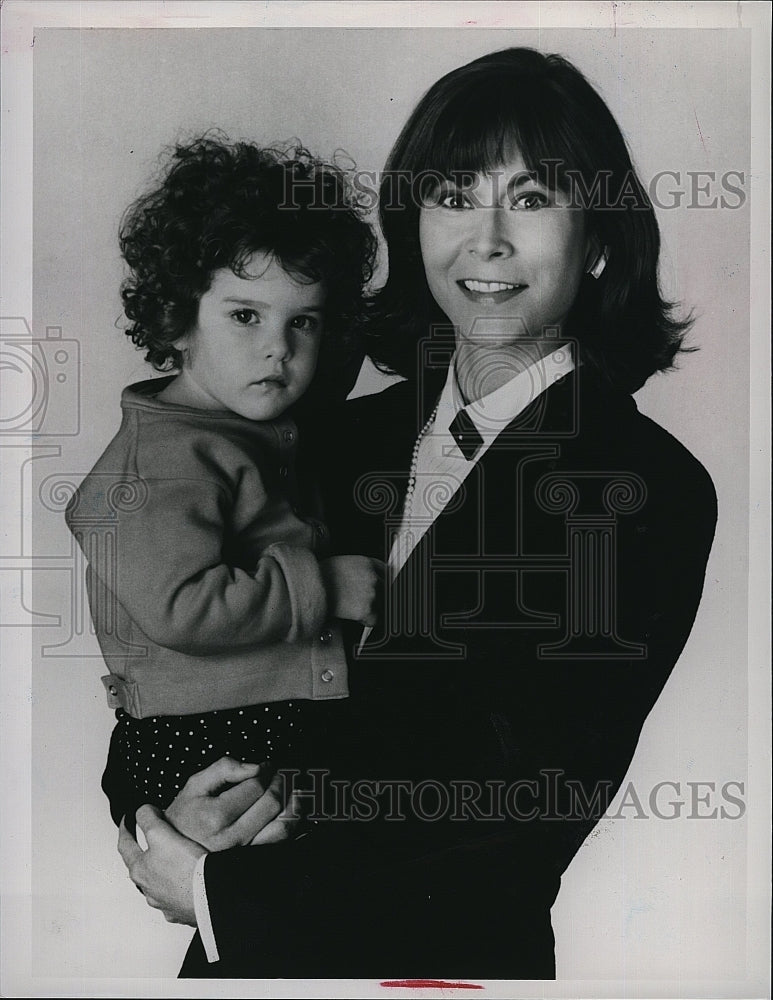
[175,253,325,421]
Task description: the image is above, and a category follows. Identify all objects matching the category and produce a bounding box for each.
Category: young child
[66,136,381,825]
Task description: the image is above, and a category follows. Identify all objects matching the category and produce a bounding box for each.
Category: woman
[119,47,717,980]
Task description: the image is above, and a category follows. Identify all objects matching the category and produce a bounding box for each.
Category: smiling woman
[370,48,690,397]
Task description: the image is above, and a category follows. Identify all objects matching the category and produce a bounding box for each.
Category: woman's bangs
[425,85,580,193]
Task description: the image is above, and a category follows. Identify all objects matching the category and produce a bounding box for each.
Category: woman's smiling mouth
[457,279,527,303]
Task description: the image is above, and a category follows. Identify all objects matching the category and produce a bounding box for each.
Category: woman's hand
[164,756,301,851]
[118,805,204,926]
[320,555,385,626]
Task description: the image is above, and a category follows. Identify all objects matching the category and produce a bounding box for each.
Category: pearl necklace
[402,403,439,522]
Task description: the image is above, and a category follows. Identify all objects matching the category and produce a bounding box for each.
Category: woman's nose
[465,208,515,260]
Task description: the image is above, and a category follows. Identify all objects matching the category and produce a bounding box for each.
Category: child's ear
[171,335,191,367]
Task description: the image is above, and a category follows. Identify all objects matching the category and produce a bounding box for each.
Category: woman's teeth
[461,280,521,292]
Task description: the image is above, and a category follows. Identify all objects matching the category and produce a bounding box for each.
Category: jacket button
[321,669,334,683]
[319,630,333,644]
[108,684,117,695]
[316,524,327,537]
[284,429,294,443]
[279,466,288,478]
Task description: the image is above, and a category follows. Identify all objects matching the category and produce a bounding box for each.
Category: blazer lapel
[401,369,582,561]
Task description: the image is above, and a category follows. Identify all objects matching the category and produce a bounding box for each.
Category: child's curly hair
[119,134,377,373]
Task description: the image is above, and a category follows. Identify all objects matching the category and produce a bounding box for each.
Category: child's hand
[320,555,385,627]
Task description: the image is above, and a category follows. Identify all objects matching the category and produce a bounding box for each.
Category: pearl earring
[588,246,609,280]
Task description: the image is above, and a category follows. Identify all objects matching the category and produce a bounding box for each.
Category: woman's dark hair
[367,47,693,393]
[119,134,377,382]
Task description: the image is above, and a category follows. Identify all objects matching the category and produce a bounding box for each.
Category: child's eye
[231,309,260,325]
[289,315,320,334]
[512,191,550,210]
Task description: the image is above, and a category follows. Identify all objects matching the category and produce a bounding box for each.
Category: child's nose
[262,328,292,362]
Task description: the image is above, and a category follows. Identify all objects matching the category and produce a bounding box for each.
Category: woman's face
[419,147,591,348]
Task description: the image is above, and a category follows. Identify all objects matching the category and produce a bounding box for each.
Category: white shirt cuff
[192,853,220,964]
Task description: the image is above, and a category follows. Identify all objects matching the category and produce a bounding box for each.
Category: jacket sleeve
[66,471,328,654]
[476,452,719,874]
[199,816,559,976]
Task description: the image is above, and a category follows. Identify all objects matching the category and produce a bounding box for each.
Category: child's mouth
[254,376,287,388]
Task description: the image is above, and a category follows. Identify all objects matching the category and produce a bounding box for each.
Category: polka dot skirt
[115,700,306,809]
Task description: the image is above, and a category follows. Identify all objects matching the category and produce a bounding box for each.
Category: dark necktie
[449,408,484,461]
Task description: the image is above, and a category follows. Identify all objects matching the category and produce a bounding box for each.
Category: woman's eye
[513,191,550,210]
[231,309,259,325]
[290,315,320,333]
[438,188,473,210]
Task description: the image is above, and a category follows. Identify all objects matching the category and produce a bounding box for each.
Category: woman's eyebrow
[439,171,477,186]
[508,170,544,189]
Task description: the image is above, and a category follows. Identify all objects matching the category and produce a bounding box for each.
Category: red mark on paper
[381,981,483,990]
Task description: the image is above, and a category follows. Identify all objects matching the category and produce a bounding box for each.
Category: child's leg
[101,712,145,833]
[107,701,308,830]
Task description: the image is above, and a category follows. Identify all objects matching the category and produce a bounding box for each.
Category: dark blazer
[180,367,717,979]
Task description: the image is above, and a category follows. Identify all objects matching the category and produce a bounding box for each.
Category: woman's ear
[584,234,600,272]
[585,237,610,280]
